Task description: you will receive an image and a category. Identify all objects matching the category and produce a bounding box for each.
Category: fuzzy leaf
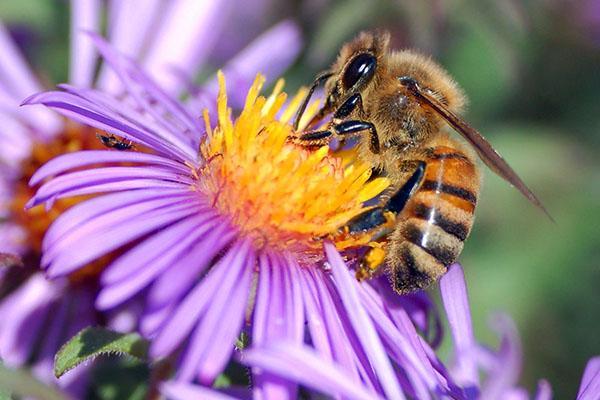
[54,327,149,378]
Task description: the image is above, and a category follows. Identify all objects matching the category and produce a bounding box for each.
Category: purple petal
[150,240,250,359]
[241,342,384,400]
[577,357,600,400]
[69,0,101,87]
[140,301,174,338]
[145,223,237,310]
[534,379,552,400]
[96,216,220,310]
[177,240,255,383]
[200,20,302,108]
[299,266,369,386]
[376,280,443,348]
[0,275,61,365]
[101,211,216,284]
[30,296,70,384]
[23,90,195,163]
[359,283,446,398]
[141,0,231,94]
[0,23,62,136]
[43,192,198,262]
[42,188,194,249]
[325,242,405,400]
[45,203,201,277]
[298,268,333,362]
[161,381,237,400]
[87,33,203,141]
[29,150,190,186]
[480,314,522,400]
[30,166,193,207]
[251,253,304,399]
[97,0,163,93]
[440,263,479,388]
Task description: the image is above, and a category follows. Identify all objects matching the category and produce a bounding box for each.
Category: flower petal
[69,0,101,87]
[29,150,190,187]
[534,379,552,400]
[251,253,304,399]
[325,242,405,400]
[0,23,62,136]
[577,356,600,400]
[142,0,232,93]
[145,223,237,311]
[97,0,163,92]
[161,381,238,400]
[0,275,61,365]
[150,240,249,358]
[96,215,220,309]
[200,20,302,109]
[101,211,217,285]
[479,314,522,400]
[241,342,384,400]
[440,263,479,388]
[177,240,255,383]
[45,202,201,277]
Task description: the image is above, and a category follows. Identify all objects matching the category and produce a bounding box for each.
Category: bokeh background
[1,0,598,398]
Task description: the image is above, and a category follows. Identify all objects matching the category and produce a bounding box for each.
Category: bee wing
[408,84,553,221]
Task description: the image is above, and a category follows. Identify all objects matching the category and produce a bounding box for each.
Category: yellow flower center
[197,72,389,263]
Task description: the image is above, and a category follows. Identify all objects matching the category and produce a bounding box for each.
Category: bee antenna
[293,71,333,131]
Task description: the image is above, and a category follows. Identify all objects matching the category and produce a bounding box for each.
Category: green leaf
[54,327,149,379]
[0,363,67,400]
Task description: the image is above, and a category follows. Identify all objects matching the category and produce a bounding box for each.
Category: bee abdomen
[388,144,480,293]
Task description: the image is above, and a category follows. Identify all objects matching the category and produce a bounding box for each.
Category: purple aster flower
[237,264,559,400]
[24,36,474,398]
[0,1,301,394]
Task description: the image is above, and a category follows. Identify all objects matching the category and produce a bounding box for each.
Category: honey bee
[291,31,551,294]
[96,133,134,150]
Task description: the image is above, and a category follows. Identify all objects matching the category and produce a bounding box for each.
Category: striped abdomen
[388,143,480,294]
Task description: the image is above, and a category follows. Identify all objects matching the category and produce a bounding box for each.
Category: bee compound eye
[342,53,377,90]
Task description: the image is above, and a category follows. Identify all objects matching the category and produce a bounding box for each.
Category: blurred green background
[1,0,598,398]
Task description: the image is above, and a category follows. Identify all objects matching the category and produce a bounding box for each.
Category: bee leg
[340,162,426,237]
[333,93,363,119]
[356,242,388,281]
[288,128,334,148]
[381,161,426,213]
[332,120,380,154]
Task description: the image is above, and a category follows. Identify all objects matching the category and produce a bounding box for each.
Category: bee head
[324,31,391,110]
